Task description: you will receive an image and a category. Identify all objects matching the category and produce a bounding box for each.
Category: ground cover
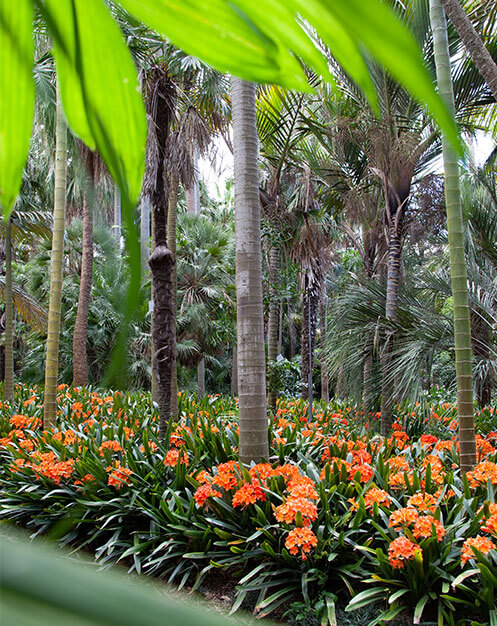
[1,385,497,624]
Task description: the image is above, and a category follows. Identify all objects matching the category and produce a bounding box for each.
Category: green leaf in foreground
[0,0,35,215]
[0,530,272,626]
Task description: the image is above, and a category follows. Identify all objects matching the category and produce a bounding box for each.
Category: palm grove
[1,0,497,476]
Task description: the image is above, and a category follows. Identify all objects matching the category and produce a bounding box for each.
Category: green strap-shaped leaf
[297,0,460,148]
[0,0,35,215]
[45,0,147,204]
[119,0,310,89]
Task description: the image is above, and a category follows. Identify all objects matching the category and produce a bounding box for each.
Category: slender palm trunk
[168,172,179,420]
[231,77,268,463]
[319,290,329,403]
[301,285,318,400]
[430,0,476,471]
[438,0,497,101]
[186,143,201,214]
[140,195,151,276]
[231,344,238,396]
[267,246,279,413]
[113,183,121,249]
[380,220,402,435]
[197,357,205,396]
[72,169,93,387]
[4,217,14,401]
[44,83,67,429]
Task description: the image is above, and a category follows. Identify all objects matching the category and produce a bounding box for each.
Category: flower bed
[1,384,497,624]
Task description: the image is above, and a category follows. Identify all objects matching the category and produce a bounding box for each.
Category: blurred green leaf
[0,0,34,215]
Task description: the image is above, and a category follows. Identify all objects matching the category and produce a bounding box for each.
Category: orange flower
[106,463,132,489]
[163,449,189,467]
[387,456,410,473]
[99,440,123,456]
[285,527,318,560]
[364,488,390,509]
[194,483,222,507]
[287,476,318,500]
[461,536,496,564]
[389,507,419,529]
[412,515,445,541]
[467,461,497,488]
[232,479,266,508]
[481,515,497,536]
[249,463,274,481]
[349,463,373,483]
[407,492,437,513]
[388,536,421,569]
[212,461,240,491]
[74,474,96,486]
[274,497,318,526]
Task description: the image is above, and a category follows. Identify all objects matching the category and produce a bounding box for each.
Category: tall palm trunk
[430,0,476,472]
[168,172,179,420]
[186,143,201,215]
[438,0,497,101]
[72,167,93,387]
[44,83,67,429]
[319,290,329,403]
[267,246,279,413]
[301,284,318,401]
[380,219,402,435]
[231,77,268,463]
[197,357,205,396]
[4,217,14,401]
[113,183,121,249]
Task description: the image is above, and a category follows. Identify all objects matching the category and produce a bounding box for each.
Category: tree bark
[72,168,94,387]
[301,285,318,401]
[231,344,238,396]
[319,290,329,403]
[168,172,180,420]
[4,217,14,401]
[231,77,268,463]
[439,0,497,101]
[267,246,279,413]
[380,220,402,435]
[44,82,67,429]
[430,0,476,472]
[197,357,205,396]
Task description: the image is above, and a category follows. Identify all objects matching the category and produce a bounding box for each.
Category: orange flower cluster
[232,479,266,508]
[388,536,421,569]
[461,536,496,564]
[364,488,391,509]
[164,449,189,467]
[74,474,97,486]
[99,440,123,456]
[274,496,318,525]
[466,461,497,488]
[407,492,437,513]
[9,414,41,430]
[481,515,497,536]
[412,515,445,541]
[27,451,75,485]
[285,527,318,560]
[389,507,419,529]
[106,462,132,489]
[193,483,222,506]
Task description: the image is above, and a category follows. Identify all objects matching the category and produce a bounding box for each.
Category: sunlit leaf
[0,0,35,215]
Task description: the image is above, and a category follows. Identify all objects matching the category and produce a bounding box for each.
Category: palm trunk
[231,344,238,396]
[380,221,402,435]
[140,195,151,275]
[168,172,179,420]
[301,285,318,401]
[438,0,497,101]
[430,0,476,471]
[4,217,14,401]
[267,246,279,413]
[231,77,268,463]
[113,183,121,249]
[72,168,93,387]
[197,357,205,396]
[44,83,67,429]
[319,291,329,403]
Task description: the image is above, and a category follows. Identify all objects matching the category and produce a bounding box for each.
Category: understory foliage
[1,386,497,624]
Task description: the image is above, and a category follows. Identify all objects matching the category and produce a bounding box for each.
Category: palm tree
[439,0,497,100]
[431,0,476,470]
[43,81,67,429]
[231,77,268,463]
